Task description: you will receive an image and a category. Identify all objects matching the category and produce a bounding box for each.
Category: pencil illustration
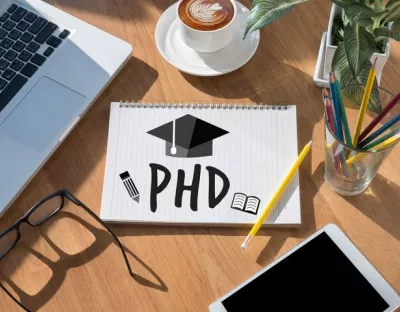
[120,171,140,203]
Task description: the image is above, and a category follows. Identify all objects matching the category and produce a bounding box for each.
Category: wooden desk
[0,0,399,311]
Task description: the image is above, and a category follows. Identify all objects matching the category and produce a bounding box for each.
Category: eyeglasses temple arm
[65,193,134,277]
[0,281,31,312]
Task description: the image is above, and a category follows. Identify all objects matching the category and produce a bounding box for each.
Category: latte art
[178,0,235,31]
[188,1,225,24]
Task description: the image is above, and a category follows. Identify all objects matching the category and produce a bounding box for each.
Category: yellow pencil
[352,59,377,147]
[346,153,366,165]
[372,132,400,150]
[241,140,312,249]
[346,133,400,165]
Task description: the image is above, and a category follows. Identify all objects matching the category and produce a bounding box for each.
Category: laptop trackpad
[0,77,86,152]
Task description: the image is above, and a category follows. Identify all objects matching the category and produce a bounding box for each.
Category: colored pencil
[324,86,349,176]
[352,59,377,147]
[358,124,400,149]
[323,88,335,132]
[241,140,312,249]
[329,73,343,141]
[347,133,400,165]
[333,72,352,146]
[323,87,330,100]
[363,128,400,150]
[358,112,400,148]
[358,91,400,142]
[346,152,366,165]
[323,89,342,174]
[370,132,400,150]
[337,147,350,177]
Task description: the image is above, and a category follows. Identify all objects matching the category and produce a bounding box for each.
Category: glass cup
[324,85,399,196]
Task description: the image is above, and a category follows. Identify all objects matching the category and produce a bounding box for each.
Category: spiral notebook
[100,102,301,226]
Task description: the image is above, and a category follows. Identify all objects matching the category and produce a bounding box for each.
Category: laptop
[0,0,132,216]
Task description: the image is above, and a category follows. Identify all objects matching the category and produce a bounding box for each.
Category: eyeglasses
[0,189,133,312]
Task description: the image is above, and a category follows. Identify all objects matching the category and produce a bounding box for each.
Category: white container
[324,4,390,84]
[313,31,329,88]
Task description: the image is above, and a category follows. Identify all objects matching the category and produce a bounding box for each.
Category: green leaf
[374,0,383,13]
[331,0,360,8]
[331,0,346,7]
[374,20,400,39]
[332,42,382,113]
[342,9,350,26]
[343,23,375,77]
[386,0,400,10]
[244,0,307,38]
[344,3,387,23]
[384,0,400,21]
[357,17,374,29]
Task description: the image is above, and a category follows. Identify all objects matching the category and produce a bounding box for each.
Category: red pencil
[325,98,335,132]
[359,92,400,142]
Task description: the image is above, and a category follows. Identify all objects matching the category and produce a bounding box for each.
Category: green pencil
[333,73,352,146]
[363,128,400,150]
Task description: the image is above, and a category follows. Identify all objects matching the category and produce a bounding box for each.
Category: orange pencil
[323,89,341,174]
[323,88,335,132]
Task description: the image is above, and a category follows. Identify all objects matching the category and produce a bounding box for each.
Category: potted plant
[324,3,390,85]
[244,0,400,112]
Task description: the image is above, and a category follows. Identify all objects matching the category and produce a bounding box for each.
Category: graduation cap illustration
[147,114,229,158]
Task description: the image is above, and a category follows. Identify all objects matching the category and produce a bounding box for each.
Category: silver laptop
[0,0,132,216]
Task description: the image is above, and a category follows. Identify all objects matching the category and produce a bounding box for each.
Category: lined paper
[101,103,300,226]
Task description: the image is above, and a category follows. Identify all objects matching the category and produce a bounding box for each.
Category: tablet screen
[222,232,389,311]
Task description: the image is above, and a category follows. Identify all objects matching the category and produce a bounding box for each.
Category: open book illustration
[230,193,261,215]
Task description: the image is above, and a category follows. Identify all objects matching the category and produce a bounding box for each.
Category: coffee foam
[178,0,234,31]
[188,0,226,25]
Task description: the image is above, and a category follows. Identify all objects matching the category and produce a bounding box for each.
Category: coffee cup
[177,0,237,53]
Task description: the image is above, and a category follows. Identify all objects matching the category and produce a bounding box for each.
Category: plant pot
[323,3,391,85]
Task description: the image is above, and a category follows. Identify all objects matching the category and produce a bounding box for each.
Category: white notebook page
[101,103,300,226]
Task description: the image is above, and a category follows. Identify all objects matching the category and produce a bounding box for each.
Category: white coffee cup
[177,0,237,53]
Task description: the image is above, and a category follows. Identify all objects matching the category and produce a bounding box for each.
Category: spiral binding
[119,101,288,110]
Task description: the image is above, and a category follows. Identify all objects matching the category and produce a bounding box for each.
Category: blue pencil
[333,73,352,146]
[329,74,351,176]
[329,73,343,141]
[358,113,400,148]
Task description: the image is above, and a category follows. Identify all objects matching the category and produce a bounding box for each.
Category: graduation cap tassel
[171,119,177,155]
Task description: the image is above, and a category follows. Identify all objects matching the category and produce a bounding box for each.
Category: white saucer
[155,2,260,76]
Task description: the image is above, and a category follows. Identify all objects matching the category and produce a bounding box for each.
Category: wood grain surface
[0,0,399,311]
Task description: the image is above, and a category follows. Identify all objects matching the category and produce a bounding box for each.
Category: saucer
[155,2,260,76]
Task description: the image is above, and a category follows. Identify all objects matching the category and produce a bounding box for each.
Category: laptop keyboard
[0,3,70,113]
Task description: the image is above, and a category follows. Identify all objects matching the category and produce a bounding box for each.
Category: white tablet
[210,224,400,312]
